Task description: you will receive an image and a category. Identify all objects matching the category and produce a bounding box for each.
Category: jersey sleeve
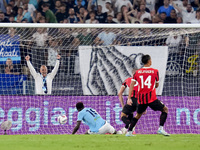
[27,60,37,79]
[77,111,84,121]
[133,72,137,81]
[48,60,60,79]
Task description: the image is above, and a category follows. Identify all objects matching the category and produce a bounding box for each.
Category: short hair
[160,12,167,15]
[7,58,12,61]
[106,2,111,5]
[60,3,66,7]
[142,54,151,65]
[42,3,50,8]
[143,18,151,23]
[76,102,84,110]
[39,16,45,20]
[134,21,140,24]
[89,11,95,15]
[18,7,23,11]
[7,4,12,8]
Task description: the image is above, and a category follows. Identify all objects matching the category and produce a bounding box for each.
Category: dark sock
[160,112,167,126]
[121,116,131,128]
[125,114,133,128]
[129,117,138,131]
[128,114,133,120]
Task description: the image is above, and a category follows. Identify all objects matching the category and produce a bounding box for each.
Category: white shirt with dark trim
[27,60,60,95]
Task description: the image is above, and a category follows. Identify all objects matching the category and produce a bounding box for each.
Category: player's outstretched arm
[49,54,61,78]
[72,121,81,134]
[25,55,37,78]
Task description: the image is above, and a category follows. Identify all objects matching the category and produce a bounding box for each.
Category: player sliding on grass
[126,54,170,136]
[72,102,119,135]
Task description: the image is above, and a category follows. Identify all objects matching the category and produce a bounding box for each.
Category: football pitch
[0,134,199,150]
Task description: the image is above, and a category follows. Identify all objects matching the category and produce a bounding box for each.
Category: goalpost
[0,23,199,135]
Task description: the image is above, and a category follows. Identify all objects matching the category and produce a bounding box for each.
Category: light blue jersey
[77,108,105,133]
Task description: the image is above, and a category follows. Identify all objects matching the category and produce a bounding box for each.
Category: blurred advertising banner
[79,46,168,95]
[0,96,199,135]
[0,34,21,64]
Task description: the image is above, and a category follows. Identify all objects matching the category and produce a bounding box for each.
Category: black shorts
[137,99,165,114]
[122,97,138,115]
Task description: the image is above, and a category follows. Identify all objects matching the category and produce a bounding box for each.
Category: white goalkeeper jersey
[27,60,60,95]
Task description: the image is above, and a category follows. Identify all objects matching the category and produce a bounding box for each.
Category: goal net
[0,23,199,135]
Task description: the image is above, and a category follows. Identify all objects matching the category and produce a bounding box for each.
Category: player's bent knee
[163,106,168,113]
[121,116,130,125]
[135,113,142,119]
[121,112,127,118]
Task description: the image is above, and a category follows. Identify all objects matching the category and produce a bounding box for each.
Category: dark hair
[89,11,95,15]
[18,7,23,11]
[9,14,15,17]
[143,18,151,23]
[61,3,66,7]
[7,58,12,61]
[76,102,84,110]
[42,3,50,8]
[134,21,140,24]
[142,54,151,65]
[160,12,167,15]
[7,4,12,8]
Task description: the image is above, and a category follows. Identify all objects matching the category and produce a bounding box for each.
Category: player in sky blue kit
[72,102,117,134]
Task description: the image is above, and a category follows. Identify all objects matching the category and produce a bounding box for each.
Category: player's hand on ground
[57,55,61,60]
[127,98,132,105]
[25,55,30,61]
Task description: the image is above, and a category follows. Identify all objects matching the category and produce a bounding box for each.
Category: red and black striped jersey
[122,77,138,98]
[133,67,159,104]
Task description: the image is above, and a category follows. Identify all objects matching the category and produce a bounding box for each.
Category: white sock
[159,126,163,130]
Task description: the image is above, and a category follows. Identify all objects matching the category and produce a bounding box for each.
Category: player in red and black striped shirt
[118,76,138,134]
[126,54,169,136]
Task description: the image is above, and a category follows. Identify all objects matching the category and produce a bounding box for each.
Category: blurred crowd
[0,0,200,24]
[1,0,200,77]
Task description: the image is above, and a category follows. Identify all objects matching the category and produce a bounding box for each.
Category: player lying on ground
[72,102,119,134]
[126,54,170,136]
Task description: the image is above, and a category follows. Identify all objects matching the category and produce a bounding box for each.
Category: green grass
[0,134,199,150]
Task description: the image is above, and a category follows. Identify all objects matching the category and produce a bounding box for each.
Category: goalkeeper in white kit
[25,55,61,95]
